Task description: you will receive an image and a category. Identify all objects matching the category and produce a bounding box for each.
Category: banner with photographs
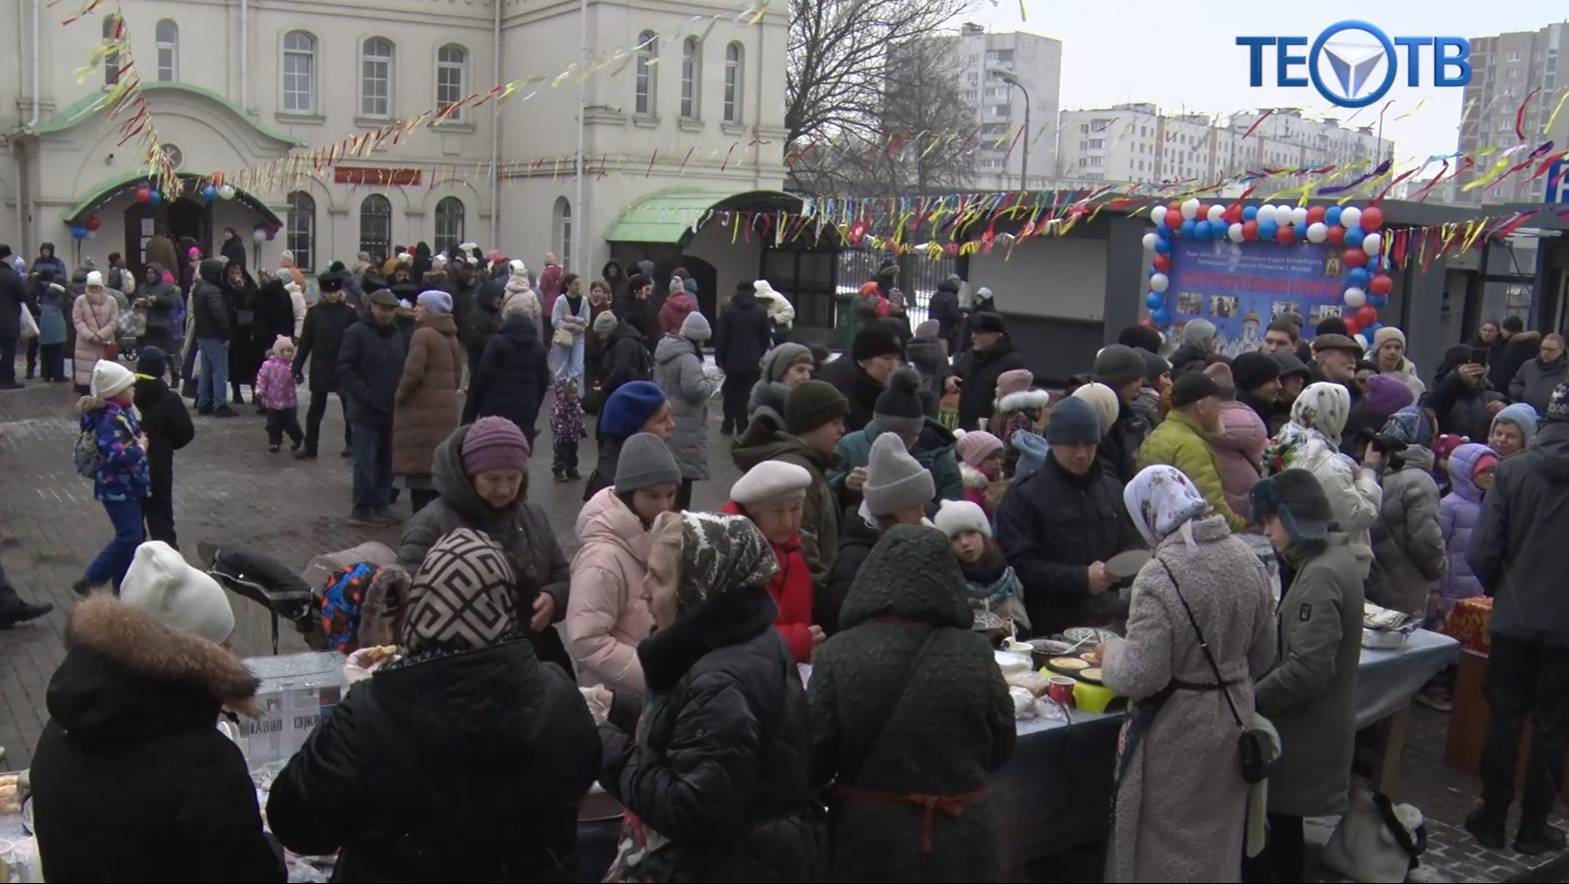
[1163,238,1346,358]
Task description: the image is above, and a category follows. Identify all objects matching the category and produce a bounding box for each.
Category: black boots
[1467,805,1568,855]
[1516,820,1567,855]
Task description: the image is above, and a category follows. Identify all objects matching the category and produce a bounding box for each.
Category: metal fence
[834,250,958,328]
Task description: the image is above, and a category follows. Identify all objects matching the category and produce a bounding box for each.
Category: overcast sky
[971,2,1568,165]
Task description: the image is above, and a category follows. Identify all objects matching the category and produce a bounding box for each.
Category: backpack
[73,425,102,479]
[319,562,380,653]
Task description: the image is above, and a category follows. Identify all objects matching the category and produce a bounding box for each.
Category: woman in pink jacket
[1210,376,1269,525]
[563,433,680,697]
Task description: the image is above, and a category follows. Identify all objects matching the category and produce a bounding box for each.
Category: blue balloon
[1153,237,1171,254]
[1179,218,1196,238]
[1345,227,1366,248]
[201,184,218,202]
[1194,220,1213,241]
[1346,267,1371,288]
[148,189,162,206]
[1146,291,1164,310]
[1152,308,1172,328]
[70,225,88,241]
[1370,294,1389,309]
[1325,206,1343,227]
[1257,219,1278,240]
[1156,224,1172,240]
[1242,205,1259,222]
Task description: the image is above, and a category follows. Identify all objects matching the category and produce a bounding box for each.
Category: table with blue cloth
[994,628,1461,871]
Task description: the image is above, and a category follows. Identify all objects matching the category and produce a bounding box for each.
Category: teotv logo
[1237,20,1471,108]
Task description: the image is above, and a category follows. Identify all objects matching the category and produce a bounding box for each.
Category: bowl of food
[1028,638,1074,669]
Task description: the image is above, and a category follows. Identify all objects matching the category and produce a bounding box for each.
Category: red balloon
[1275,225,1296,245]
[134,186,150,204]
[1242,220,1259,241]
[1223,205,1243,224]
[1356,305,1379,326]
[1342,248,1367,269]
[1326,225,1346,246]
[1369,274,1393,296]
[1168,201,1182,219]
[1305,206,1326,224]
[84,215,101,231]
[1166,210,1183,230]
[1153,254,1171,272]
[1195,204,1209,222]
[1344,318,1361,337]
[1141,318,1158,329]
[1360,206,1384,231]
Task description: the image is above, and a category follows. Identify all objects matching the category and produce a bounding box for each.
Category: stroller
[199,541,397,654]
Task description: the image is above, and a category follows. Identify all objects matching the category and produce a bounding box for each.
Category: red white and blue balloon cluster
[1141,198,1394,341]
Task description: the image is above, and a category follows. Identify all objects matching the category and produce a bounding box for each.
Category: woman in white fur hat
[71,270,120,392]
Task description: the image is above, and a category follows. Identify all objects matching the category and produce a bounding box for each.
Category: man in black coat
[615,273,660,354]
[338,290,407,527]
[1424,346,1505,441]
[928,275,964,354]
[190,257,235,416]
[949,311,1029,431]
[292,271,359,459]
[816,324,904,433]
[461,278,505,382]
[0,245,25,389]
[995,397,1140,636]
[714,281,772,435]
[133,348,195,548]
[465,311,550,445]
[597,313,655,408]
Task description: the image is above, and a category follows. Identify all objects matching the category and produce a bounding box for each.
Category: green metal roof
[31,82,299,146]
[604,187,800,245]
[62,170,283,226]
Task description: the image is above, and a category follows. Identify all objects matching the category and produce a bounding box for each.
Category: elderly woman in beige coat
[1101,465,1277,883]
[72,270,120,392]
[392,290,464,513]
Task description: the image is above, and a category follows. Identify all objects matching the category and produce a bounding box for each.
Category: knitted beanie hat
[1047,397,1100,445]
[90,359,135,400]
[461,417,531,475]
[135,346,167,380]
[1374,326,1407,351]
[1492,402,1540,449]
[1182,318,1217,347]
[1365,374,1416,419]
[1381,406,1434,449]
[601,381,667,438]
[914,319,940,340]
[1071,383,1119,437]
[955,429,1004,469]
[417,289,453,314]
[593,310,619,334]
[121,541,236,645]
[785,380,849,435]
[761,342,814,382]
[994,368,1034,404]
[1141,349,1172,385]
[1231,352,1280,392]
[400,528,519,653]
[615,432,681,493]
[680,311,712,342]
[863,432,935,517]
[934,499,991,539]
[873,368,925,439]
[1093,344,1146,388]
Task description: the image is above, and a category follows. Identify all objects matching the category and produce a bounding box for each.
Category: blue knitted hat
[601,381,667,438]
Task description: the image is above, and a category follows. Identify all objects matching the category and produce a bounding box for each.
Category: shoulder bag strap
[1155,558,1246,732]
[840,628,940,786]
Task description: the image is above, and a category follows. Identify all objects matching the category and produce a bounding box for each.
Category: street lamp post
[989,68,1029,190]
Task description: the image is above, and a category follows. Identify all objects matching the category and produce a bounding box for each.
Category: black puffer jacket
[250,278,295,357]
[1422,367,1503,441]
[268,638,596,882]
[995,453,1142,636]
[136,263,181,342]
[928,280,962,351]
[190,258,231,341]
[816,354,884,433]
[0,263,24,339]
[463,280,506,366]
[613,294,659,353]
[600,585,824,881]
[598,320,654,400]
[31,596,283,883]
[338,312,408,424]
[133,374,195,498]
[953,337,1030,431]
[1100,397,1151,482]
[810,524,1014,882]
[715,289,772,375]
[293,298,358,393]
[466,313,550,432]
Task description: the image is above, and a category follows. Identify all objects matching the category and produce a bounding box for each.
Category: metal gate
[834,250,957,328]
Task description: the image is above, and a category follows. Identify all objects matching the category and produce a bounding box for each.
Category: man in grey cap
[823,432,934,632]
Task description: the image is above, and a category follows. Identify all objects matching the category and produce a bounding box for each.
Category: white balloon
[1142,233,1159,251]
[218,184,237,200]
[1180,198,1200,220]
[1228,222,1245,243]
[1306,222,1329,243]
[1362,232,1382,257]
[1343,287,1367,308]
[1256,205,1277,224]
[1354,333,1370,350]
[1150,273,1170,294]
[1206,205,1226,224]
[1150,205,1168,226]
[252,227,267,242]
[1291,206,1309,226]
[1341,206,1363,229]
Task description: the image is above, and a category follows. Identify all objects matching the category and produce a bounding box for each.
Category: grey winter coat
[653,333,720,480]
[1508,355,1569,416]
[1102,516,1276,883]
[1368,448,1447,617]
[1469,422,1569,648]
[1255,537,1365,817]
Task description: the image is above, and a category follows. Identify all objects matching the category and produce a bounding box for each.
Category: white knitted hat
[90,359,135,399]
[934,499,991,539]
[120,541,236,645]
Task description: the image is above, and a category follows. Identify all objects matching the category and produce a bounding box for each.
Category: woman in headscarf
[268,528,598,881]
[219,227,247,269]
[1262,381,1381,570]
[221,261,260,405]
[391,291,464,514]
[1101,465,1277,883]
[599,511,822,882]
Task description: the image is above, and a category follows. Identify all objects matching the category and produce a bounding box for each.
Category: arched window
[553,197,572,270]
[723,42,743,123]
[285,192,315,273]
[282,31,316,112]
[359,194,392,262]
[360,37,394,117]
[434,197,464,255]
[103,15,121,87]
[634,30,657,116]
[436,44,467,120]
[155,20,178,82]
[680,37,701,120]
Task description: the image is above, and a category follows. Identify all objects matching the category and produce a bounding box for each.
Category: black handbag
[1156,558,1276,785]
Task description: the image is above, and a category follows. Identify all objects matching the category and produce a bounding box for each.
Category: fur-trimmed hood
[997,388,1050,413]
[960,462,990,490]
[47,595,258,745]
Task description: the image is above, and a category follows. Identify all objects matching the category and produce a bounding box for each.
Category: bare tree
[786,0,973,192]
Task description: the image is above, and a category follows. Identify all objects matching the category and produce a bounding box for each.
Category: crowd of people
[4,232,1569,883]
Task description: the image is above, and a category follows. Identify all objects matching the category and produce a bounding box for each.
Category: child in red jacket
[722,460,822,662]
